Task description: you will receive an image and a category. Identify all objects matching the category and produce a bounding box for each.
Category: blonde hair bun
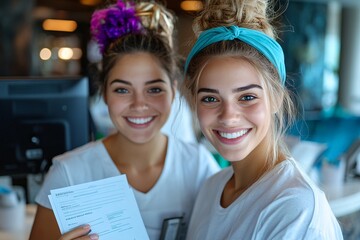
[193,0,276,39]
[136,2,175,47]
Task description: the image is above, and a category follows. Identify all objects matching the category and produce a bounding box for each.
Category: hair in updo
[90,0,180,95]
[182,0,295,168]
[193,0,277,38]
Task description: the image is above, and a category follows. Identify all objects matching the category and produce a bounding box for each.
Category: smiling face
[196,57,272,162]
[105,52,175,144]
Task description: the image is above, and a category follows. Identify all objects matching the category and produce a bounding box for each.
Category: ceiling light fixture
[180,1,203,12]
[42,19,77,32]
[80,0,102,6]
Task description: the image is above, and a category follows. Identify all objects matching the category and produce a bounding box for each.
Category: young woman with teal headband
[182,0,343,239]
[29,1,220,239]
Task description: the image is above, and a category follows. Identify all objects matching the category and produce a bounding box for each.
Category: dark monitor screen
[0,76,91,176]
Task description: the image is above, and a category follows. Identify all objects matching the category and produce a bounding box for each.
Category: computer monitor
[0,76,91,176]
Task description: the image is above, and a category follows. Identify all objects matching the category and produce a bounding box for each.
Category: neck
[103,132,168,193]
[233,137,271,188]
[104,132,168,169]
[221,137,284,207]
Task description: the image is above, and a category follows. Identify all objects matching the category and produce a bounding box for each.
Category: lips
[218,129,249,139]
[126,117,153,125]
[214,128,250,144]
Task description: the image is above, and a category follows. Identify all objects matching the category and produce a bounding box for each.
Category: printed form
[48,175,149,240]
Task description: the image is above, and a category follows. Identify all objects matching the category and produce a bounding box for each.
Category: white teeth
[127,117,153,124]
[219,129,248,139]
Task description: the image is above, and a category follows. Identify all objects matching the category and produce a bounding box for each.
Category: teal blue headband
[184,26,286,84]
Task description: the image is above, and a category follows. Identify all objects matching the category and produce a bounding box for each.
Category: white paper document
[48,175,149,240]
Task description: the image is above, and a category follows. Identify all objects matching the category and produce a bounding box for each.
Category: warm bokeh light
[58,47,73,60]
[180,1,203,11]
[39,48,52,60]
[42,19,77,32]
[80,0,102,6]
[71,48,83,60]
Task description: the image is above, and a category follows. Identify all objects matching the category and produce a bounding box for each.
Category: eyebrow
[109,79,130,85]
[197,88,219,94]
[146,79,166,85]
[109,79,166,86]
[233,84,263,93]
[197,84,263,94]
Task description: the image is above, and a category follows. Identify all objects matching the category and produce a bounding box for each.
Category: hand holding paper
[48,175,149,240]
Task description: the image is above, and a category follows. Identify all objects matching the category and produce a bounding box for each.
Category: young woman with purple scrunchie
[29,1,220,240]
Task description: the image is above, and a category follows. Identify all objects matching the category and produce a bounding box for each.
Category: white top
[35,136,220,240]
[186,159,344,240]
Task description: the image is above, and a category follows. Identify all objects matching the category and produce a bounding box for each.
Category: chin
[127,134,154,144]
[217,148,249,162]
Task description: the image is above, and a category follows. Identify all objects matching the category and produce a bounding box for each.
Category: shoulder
[254,159,341,238]
[268,159,319,191]
[52,140,105,166]
[36,140,113,208]
[257,190,341,239]
[50,140,110,175]
[253,159,326,221]
[264,159,323,209]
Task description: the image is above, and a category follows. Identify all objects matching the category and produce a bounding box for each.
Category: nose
[218,101,239,126]
[130,93,149,111]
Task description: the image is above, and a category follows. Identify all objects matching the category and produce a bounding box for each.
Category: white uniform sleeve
[34,158,71,209]
[253,188,343,240]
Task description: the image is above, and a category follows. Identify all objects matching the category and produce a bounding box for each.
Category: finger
[67,233,99,240]
[59,224,98,240]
